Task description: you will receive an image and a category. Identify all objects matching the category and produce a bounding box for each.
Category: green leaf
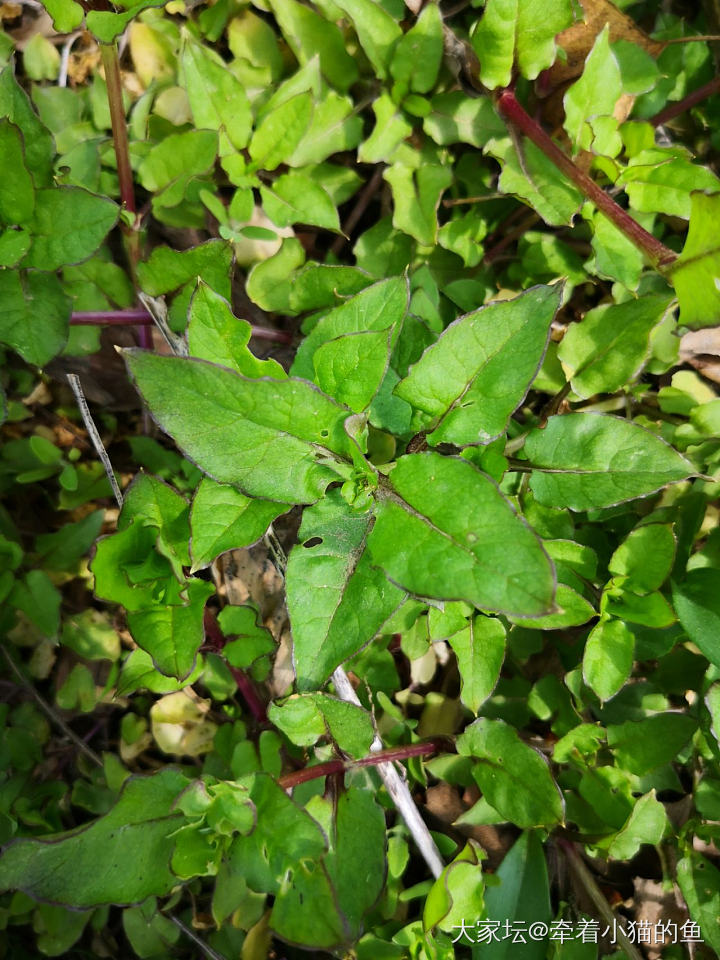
[486,135,583,226]
[229,773,328,895]
[390,3,443,96]
[123,898,180,958]
[477,831,551,960]
[669,192,720,330]
[448,616,506,714]
[588,210,645,290]
[384,162,453,246]
[423,92,505,148]
[190,477,286,571]
[119,473,191,567]
[261,172,340,231]
[91,520,178,613]
[268,0,358,91]
[269,693,375,757]
[125,351,355,504]
[137,130,218,203]
[0,270,70,365]
[331,0,402,80]
[619,150,720,220]
[524,413,695,510]
[137,241,232,299]
[563,27,622,154]
[472,0,572,89]
[61,610,121,662]
[609,523,675,594]
[673,569,720,669]
[558,295,672,399]
[246,237,306,313]
[457,718,564,827]
[287,91,363,168]
[423,840,484,934]
[395,284,561,445]
[218,603,275,668]
[180,35,252,153]
[187,282,286,379]
[127,578,214,680]
[22,186,117,271]
[0,228,31,267]
[42,0,84,33]
[87,1,166,43]
[358,93,413,164]
[0,768,189,907]
[583,618,634,702]
[9,569,61,636]
[0,119,34,224]
[677,853,720,953]
[606,790,667,860]
[369,452,556,617]
[249,92,313,171]
[0,63,54,186]
[607,713,696,775]
[287,489,406,691]
[36,509,105,572]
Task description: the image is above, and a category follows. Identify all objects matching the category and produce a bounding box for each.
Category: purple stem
[495,88,677,269]
[651,75,720,126]
[203,609,268,723]
[70,311,294,344]
[279,741,441,790]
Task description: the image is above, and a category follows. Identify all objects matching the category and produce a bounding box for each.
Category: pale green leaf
[368,452,556,617]
[583,618,635,701]
[268,0,358,91]
[261,172,340,231]
[395,284,561,444]
[287,490,406,691]
[448,616,506,714]
[458,718,564,827]
[124,351,355,504]
[524,413,695,509]
[249,92,313,171]
[190,477,286,571]
[563,27,622,153]
[384,162,452,245]
[558,295,673,399]
[331,0,402,80]
[669,192,720,330]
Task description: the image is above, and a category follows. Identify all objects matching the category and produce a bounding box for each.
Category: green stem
[495,88,678,269]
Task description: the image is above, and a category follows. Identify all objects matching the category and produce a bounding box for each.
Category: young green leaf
[124,351,355,504]
[524,414,695,510]
[267,0,358,91]
[190,477,286,572]
[472,0,572,89]
[583,618,635,702]
[563,27,622,155]
[127,578,214,680]
[395,284,561,445]
[368,453,556,618]
[249,92,313,171]
[43,0,84,33]
[261,172,340,232]
[457,718,564,827]
[609,523,675,594]
[558,295,673,399]
[423,840,485,934]
[187,282,287,379]
[287,490,406,691]
[330,0,402,80]
[448,616,506,714]
[669,192,720,330]
[390,3,443,97]
[180,35,252,154]
[383,162,453,246]
[269,693,375,757]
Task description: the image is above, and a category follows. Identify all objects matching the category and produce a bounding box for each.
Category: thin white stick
[66,374,124,509]
[58,32,81,88]
[331,666,445,879]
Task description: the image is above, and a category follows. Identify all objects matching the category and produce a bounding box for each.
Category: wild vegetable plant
[2,0,720,957]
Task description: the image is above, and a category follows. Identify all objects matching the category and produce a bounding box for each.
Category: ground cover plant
[2,0,720,956]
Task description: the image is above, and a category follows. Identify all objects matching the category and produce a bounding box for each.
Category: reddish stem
[70,311,294,343]
[203,609,268,723]
[100,43,136,217]
[279,741,440,790]
[651,75,720,126]
[495,88,677,269]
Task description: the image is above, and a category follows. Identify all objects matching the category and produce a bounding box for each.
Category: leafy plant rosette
[2,0,720,957]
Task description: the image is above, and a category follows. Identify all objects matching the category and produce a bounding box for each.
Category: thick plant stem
[99,42,149,348]
[495,88,678,269]
[332,666,445,879]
